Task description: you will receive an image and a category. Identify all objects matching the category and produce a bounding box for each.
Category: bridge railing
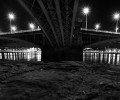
[0,29,41,35]
[1,28,120,36]
[81,28,120,34]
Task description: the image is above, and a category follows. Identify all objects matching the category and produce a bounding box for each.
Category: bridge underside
[0,37,37,48]
[2,31,44,48]
[80,29,120,49]
[85,38,120,49]
[18,0,81,48]
[18,0,83,61]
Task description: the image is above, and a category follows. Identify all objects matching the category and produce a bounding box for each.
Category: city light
[82,7,90,29]
[0,47,41,61]
[115,27,119,33]
[113,12,120,32]
[29,23,35,30]
[8,12,15,32]
[11,26,17,32]
[95,24,100,31]
[37,26,41,30]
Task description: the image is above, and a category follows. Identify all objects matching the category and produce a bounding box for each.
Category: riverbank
[0,60,120,100]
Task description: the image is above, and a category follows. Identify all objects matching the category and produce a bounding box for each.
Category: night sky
[0,0,35,32]
[0,0,120,32]
[81,0,120,31]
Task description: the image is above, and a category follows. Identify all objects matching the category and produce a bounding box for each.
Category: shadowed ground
[0,61,120,100]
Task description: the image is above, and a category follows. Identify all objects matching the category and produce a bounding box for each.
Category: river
[83,52,120,65]
[0,47,42,61]
[1,47,120,65]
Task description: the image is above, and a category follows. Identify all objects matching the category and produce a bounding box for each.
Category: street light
[37,26,41,30]
[113,12,120,32]
[8,12,15,32]
[82,7,90,29]
[29,23,35,30]
[95,24,100,31]
[11,26,17,32]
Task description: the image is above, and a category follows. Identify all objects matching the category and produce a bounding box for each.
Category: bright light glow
[29,23,35,30]
[8,13,15,20]
[113,13,120,20]
[11,26,17,32]
[83,7,90,15]
[116,27,119,32]
[38,26,41,30]
[113,13,120,32]
[95,24,100,30]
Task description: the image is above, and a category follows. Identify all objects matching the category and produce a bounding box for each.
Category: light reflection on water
[0,47,42,61]
[83,52,120,65]
[0,52,41,61]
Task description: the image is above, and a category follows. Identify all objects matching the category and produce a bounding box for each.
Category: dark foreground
[0,61,120,100]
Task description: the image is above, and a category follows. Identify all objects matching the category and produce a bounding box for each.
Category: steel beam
[70,0,79,46]
[18,0,54,47]
[54,0,65,47]
[37,0,60,47]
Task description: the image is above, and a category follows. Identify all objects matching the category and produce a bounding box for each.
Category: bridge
[1,28,120,61]
[1,0,120,61]
[0,29,44,48]
[80,28,120,48]
[0,29,41,36]
[1,28,120,51]
[1,28,120,49]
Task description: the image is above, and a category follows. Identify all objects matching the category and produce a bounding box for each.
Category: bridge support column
[41,18,83,61]
[42,47,83,61]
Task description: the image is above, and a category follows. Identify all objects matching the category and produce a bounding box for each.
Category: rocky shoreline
[0,60,120,100]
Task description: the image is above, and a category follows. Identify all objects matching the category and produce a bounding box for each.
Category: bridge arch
[84,38,120,49]
[0,37,38,48]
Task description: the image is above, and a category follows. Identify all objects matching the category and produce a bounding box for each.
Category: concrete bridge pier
[41,18,83,61]
[41,21,83,61]
[42,47,83,61]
